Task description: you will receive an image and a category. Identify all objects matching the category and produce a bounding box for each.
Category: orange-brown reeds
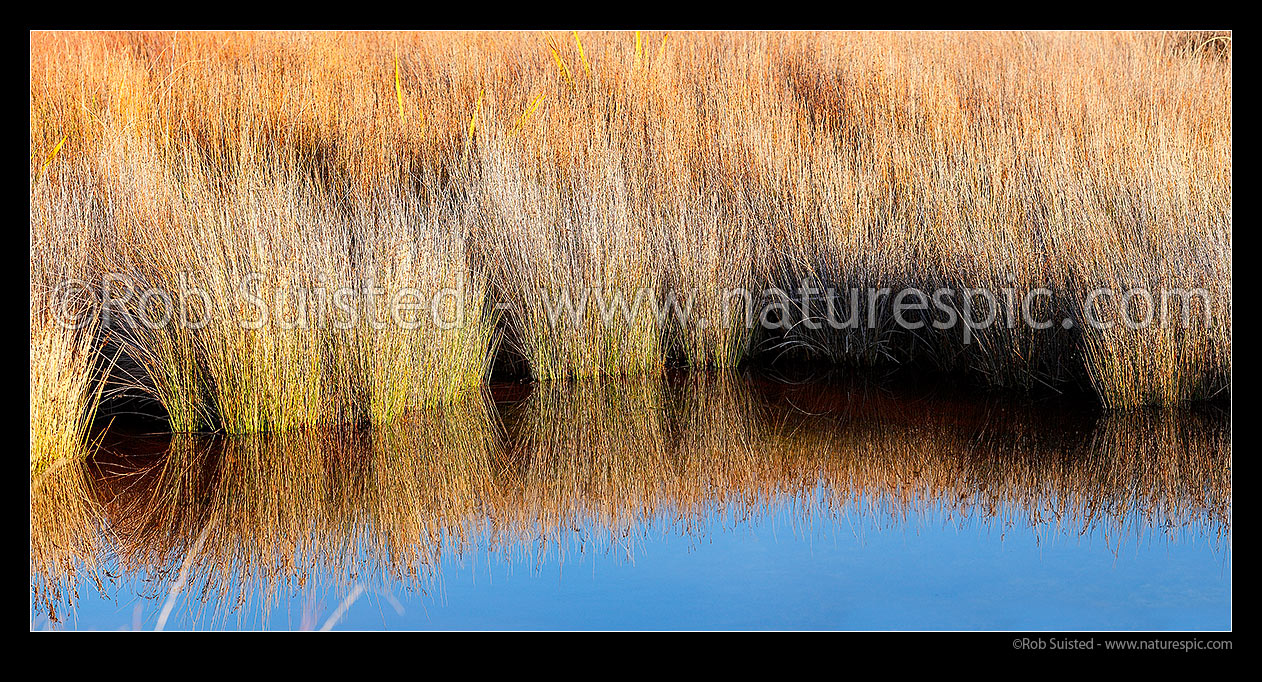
[30,31,1231,429]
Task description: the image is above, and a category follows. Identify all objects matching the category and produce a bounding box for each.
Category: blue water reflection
[32,376,1231,630]
[43,494,1230,630]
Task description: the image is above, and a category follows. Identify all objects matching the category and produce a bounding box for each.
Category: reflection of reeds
[53,376,1229,624]
[768,387,1231,541]
[96,395,499,623]
[359,401,500,578]
[664,373,770,526]
[494,378,672,536]
[31,462,104,623]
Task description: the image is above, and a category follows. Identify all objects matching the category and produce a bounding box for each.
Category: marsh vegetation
[31,31,1230,445]
[30,31,1232,628]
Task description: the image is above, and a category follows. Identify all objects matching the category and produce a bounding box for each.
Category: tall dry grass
[30,31,1231,433]
[30,159,108,471]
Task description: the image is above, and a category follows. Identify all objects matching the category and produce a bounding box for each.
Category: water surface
[31,375,1231,630]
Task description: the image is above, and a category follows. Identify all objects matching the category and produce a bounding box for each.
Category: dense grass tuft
[30,31,1231,434]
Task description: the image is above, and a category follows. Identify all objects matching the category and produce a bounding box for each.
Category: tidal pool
[30,374,1231,630]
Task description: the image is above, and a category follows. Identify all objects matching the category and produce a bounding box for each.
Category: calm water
[31,375,1231,630]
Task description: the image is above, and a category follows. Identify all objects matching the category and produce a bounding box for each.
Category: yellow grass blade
[512,92,547,134]
[394,49,405,125]
[547,36,574,87]
[573,31,590,77]
[36,135,67,183]
[635,31,643,63]
[469,89,484,141]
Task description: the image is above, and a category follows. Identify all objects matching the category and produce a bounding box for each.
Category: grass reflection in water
[32,375,1230,624]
